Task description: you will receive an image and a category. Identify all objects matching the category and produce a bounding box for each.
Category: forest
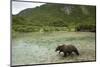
[12,3,96,33]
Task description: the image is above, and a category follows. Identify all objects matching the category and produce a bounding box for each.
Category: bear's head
[55,44,65,52]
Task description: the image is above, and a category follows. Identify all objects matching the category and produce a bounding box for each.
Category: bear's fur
[55,44,79,57]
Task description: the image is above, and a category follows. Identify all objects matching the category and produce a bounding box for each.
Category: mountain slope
[12,3,96,32]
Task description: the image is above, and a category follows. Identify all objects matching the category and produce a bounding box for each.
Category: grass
[12,31,96,65]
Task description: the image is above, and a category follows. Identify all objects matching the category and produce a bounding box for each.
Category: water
[12,32,96,65]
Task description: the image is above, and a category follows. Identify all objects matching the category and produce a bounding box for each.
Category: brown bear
[55,44,79,57]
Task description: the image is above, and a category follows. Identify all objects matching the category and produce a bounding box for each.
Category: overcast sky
[12,1,45,15]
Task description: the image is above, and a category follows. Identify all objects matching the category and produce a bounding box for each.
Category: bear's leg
[63,52,67,57]
[74,50,79,55]
[67,52,71,56]
[59,51,61,54]
[59,50,62,54]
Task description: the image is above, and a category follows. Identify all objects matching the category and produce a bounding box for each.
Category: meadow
[12,31,96,66]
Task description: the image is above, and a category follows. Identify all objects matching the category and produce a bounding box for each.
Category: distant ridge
[12,3,96,32]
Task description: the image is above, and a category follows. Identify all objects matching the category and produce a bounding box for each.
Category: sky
[12,1,45,15]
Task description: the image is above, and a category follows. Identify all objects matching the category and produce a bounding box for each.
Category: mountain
[12,3,96,32]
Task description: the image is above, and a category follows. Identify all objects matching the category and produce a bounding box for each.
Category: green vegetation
[12,4,96,33]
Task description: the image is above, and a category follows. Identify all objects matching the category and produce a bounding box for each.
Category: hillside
[12,3,96,32]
